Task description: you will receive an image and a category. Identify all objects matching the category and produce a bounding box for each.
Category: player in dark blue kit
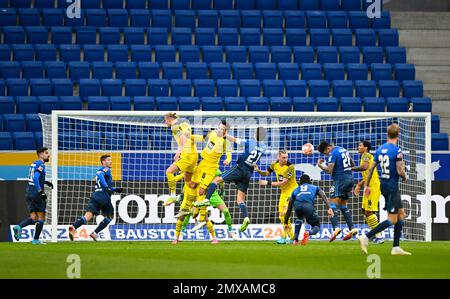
[13,147,53,244]
[68,155,123,241]
[358,124,411,255]
[195,127,268,232]
[317,141,357,242]
[285,175,334,246]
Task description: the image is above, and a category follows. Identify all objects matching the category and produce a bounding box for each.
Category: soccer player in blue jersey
[285,174,334,246]
[195,126,268,232]
[317,141,357,242]
[68,155,123,241]
[358,124,411,255]
[13,147,53,244]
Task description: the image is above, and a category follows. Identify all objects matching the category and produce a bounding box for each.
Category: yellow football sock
[366,214,382,238]
[206,220,215,238]
[166,172,176,195]
[175,218,183,238]
[199,207,207,222]
[279,215,287,238]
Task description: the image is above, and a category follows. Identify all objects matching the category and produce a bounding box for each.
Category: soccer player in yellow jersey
[352,140,384,244]
[255,150,298,244]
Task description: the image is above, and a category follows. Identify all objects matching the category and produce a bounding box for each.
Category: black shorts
[294,202,320,227]
[221,164,252,193]
[87,191,114,217]
[25,187,46,213]
[381,187,402,214]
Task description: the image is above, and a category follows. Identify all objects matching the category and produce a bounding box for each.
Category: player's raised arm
[255,164,272,176]
[317,188,334,217]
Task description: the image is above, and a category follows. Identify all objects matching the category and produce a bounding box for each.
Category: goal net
[39,111,432,242]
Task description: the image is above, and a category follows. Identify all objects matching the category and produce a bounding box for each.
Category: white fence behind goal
[40,111,432,242]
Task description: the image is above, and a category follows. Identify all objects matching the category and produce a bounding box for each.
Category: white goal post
[40,111,432,243]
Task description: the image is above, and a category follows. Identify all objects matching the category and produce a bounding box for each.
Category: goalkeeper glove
[39,190,47,201]
[114,187,124,193]
[44,181,54,189]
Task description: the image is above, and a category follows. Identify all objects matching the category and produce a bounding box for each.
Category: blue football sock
[340,205,354,230]
[73,216,87,229]
[330,203,338,230]
[393,220,404,247]
[94,217,111,234]
[239,203,248,218]
[18,217,34,228]
[308,226,320,236]
[34,220,44,240]
[294,219,302,241]
[366,219,392,239]
[205,182,217,200]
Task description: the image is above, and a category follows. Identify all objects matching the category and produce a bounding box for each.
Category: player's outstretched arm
[352,160,369,172]
[255,165,271,176]
[317,159,334,174]
[318,189,333,217]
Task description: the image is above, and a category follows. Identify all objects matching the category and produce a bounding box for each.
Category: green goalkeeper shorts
[209,192,225,208]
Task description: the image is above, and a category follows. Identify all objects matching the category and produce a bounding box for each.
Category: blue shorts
[25,186,46,213]
[87,191,114,216]
[294,202,320,227]
[381,186,402,214]
[331,177,354,200]
[221,164,252,193]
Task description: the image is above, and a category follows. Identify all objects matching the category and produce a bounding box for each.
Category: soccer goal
[39,111,432,243]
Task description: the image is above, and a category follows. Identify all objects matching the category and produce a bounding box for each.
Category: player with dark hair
[13,147,53,244]
[358,124,411,255]
[196,126,268,232]
[285,174,334,246]
[68,155,123,241]
[317,141,357,242]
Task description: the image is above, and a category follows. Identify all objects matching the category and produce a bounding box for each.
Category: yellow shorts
[362,190,381,212]
[175,152,198,174]
[191,160,217,190]
[278,191,294,215]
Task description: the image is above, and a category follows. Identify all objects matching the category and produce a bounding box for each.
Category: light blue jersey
[291,183,320,205]
[328,146,353,180]
[374,142,403,192]
[236,139,268,171]
[27,160,45,192]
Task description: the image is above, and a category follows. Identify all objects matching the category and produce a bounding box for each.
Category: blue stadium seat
[210,62,231,79]
[279,0,298,9]
[363,97,385,112]
[310,29,331,47]
[317,46,338,63]
[193,0,213,10]
[4,27,26,44]
[104,0,124,9]
[99,27,121,45]
[86,9,107,27]
[362,46,384,64]
[110,96,132,111]
[247,96,269,111]
[371,63,392,80]
[255,63,276,80]
[148,27,169,45]
[225,46,247,63]
[198,10,218,28]
[270,97,292,111]
[217,79,238,97]
[278,63,299,80]
[394,64,415,82]
[340,97,362,112]
[249,46,270,63]
[101,79,123,97]
[218,28,239,46]
[83,45,105,63]
[134,96,156,111]
[286,29,307,47]
[51,26,72,45]
[170,79,192,97]
[60,96,82,110]
[64,7,85,27]
[386,97,408,112]
[240,28,260,47]
[186,62,208,79]
[239,79,260,97]
[317,97,338,112]
[339,47,360,64]
[257,0,276,9]
[324,63,345,81]
[271,46,292,63]
[293,97,315,111]
[35,45,57,62]
[148,79,169,96]
[26,27,49,44]
[410,97,432,112]
[432,115,440,133]
[378,29,399,47]
[309,80,329,98]
[12,44,34,62]
[232,63,254,80]
[355,80,376,98]
[263,29,283,46]
[241,10,260,28]
[332,80,353,98]
[224,97,246,111]
[3,114,26,132]
[171,0,191,9]
[69,61,90,82]
[151,9,172,28]
[116,62,137,79]
[52,78,73,96]
[172,27,193,46]
[385,47,406,64]
[0,79,4,96]
[22,61,44,79]
[130,9,151,27]
[107,9,129,28]
[131,45,152,62]
[327,11,348,29]
[301,63,322,80]
[80,79,101,100]
[42,8,64,26]
[294,47,314,63]
[402,80,423,98]
[0,62,21,79]
[202,46,223,63]
[38,97,59,114]
[355,29,376,47]
[195,28,216,46]
[156,96,177,111]
[0,96,16,114]
[321,0,340,10]
[214,0,232,9]
[372,11,391,29]
[19,8,40,26]
[285,80,307,97]
[75,0,100,8]
[306,11,327,28]
[193,79,215,97]
[155,45,176,63]
[236,0,255,9]
[30,79,52,96]
[220,10,240,28]
[7,79,28,96]
[284,11,305,29]
[124,28,145,45]
[125,79,147,97]
[13,132,36,150]
[16,96,38,113]
[0,132,13,150]
[263,79,284,97]
[138,62,160,79]
[263,10,283,28]
[150,0,169,9]
[201,96,223,111]
[378,80,400,98]
[0,9,17,27]
[432,133,449,150]
[342,0,361,10]
[0,45,11,61]
[60,44,81,63]
[162,62,183,79]
[92,61,113,79]
[87,96,110,110]
[179,45,200,63]
[346,63,368,80]
[127,0,147,9]
[332,29,352,47]
[349,11,370,28]
[178,96,201,110]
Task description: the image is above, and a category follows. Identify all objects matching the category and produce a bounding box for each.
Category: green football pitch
[0,241,449,279]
